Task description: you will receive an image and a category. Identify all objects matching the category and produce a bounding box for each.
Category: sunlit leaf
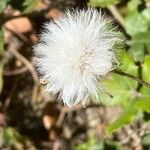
[119,51,138,75]
[142,55,150,82]
[125,12,149,36]
[99,74,137,106]
[127,0,142,12]
[142,8,150,23]
[89,0,119,8]
[98,52,137,106]
[106,100,139,134]
[23,0,39,13]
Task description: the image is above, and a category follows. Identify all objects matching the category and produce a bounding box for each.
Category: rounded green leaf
[125,12,149,36]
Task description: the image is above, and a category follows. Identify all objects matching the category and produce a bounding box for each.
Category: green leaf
[125,8,150,62]
[98,52,137,106]
[129,43,145,62]
[75,137,123,150]
[75,137,101,150]
[99,74,137,106]
[0,0,10,13]
[88,0,119,7]
[142,8,150,23]
[133,32,150,54]
[142,55,150,82]
[142,134,150,145]
[106,100,139,134]
[127,0,142,12]
[125,12,149,36]
[119,51,138,75]
[137,87,150,113]
[3,127,24,144]
[128,33,150,62]
[23,0,39,13]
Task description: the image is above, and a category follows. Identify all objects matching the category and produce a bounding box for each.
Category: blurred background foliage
[0,0,150,149]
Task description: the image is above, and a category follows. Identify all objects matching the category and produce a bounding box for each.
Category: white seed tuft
[34,8,122,107]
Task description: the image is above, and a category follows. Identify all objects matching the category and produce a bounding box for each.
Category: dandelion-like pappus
[34,9,121,107]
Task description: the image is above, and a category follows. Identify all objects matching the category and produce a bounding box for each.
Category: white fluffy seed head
[34,8,122,107]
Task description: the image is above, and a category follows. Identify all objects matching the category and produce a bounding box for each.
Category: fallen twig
[108,6,124,27]
[8,49,38,83]
[3,67,28,76]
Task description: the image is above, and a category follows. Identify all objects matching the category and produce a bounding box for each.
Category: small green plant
[88,0,150,133]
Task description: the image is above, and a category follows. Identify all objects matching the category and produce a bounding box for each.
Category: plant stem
[114,69,150,88]
[108,6,124,27]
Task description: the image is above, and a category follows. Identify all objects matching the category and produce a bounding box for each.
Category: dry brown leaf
[4,11,32,33]
[45,8,61,19]
[43,102,60,130]
[43,115,57,130]
[36,1,49,10]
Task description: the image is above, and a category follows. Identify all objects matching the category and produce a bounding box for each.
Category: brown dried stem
[8,49,38,83]
[3,67,28,76]
[108,6,124,27]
